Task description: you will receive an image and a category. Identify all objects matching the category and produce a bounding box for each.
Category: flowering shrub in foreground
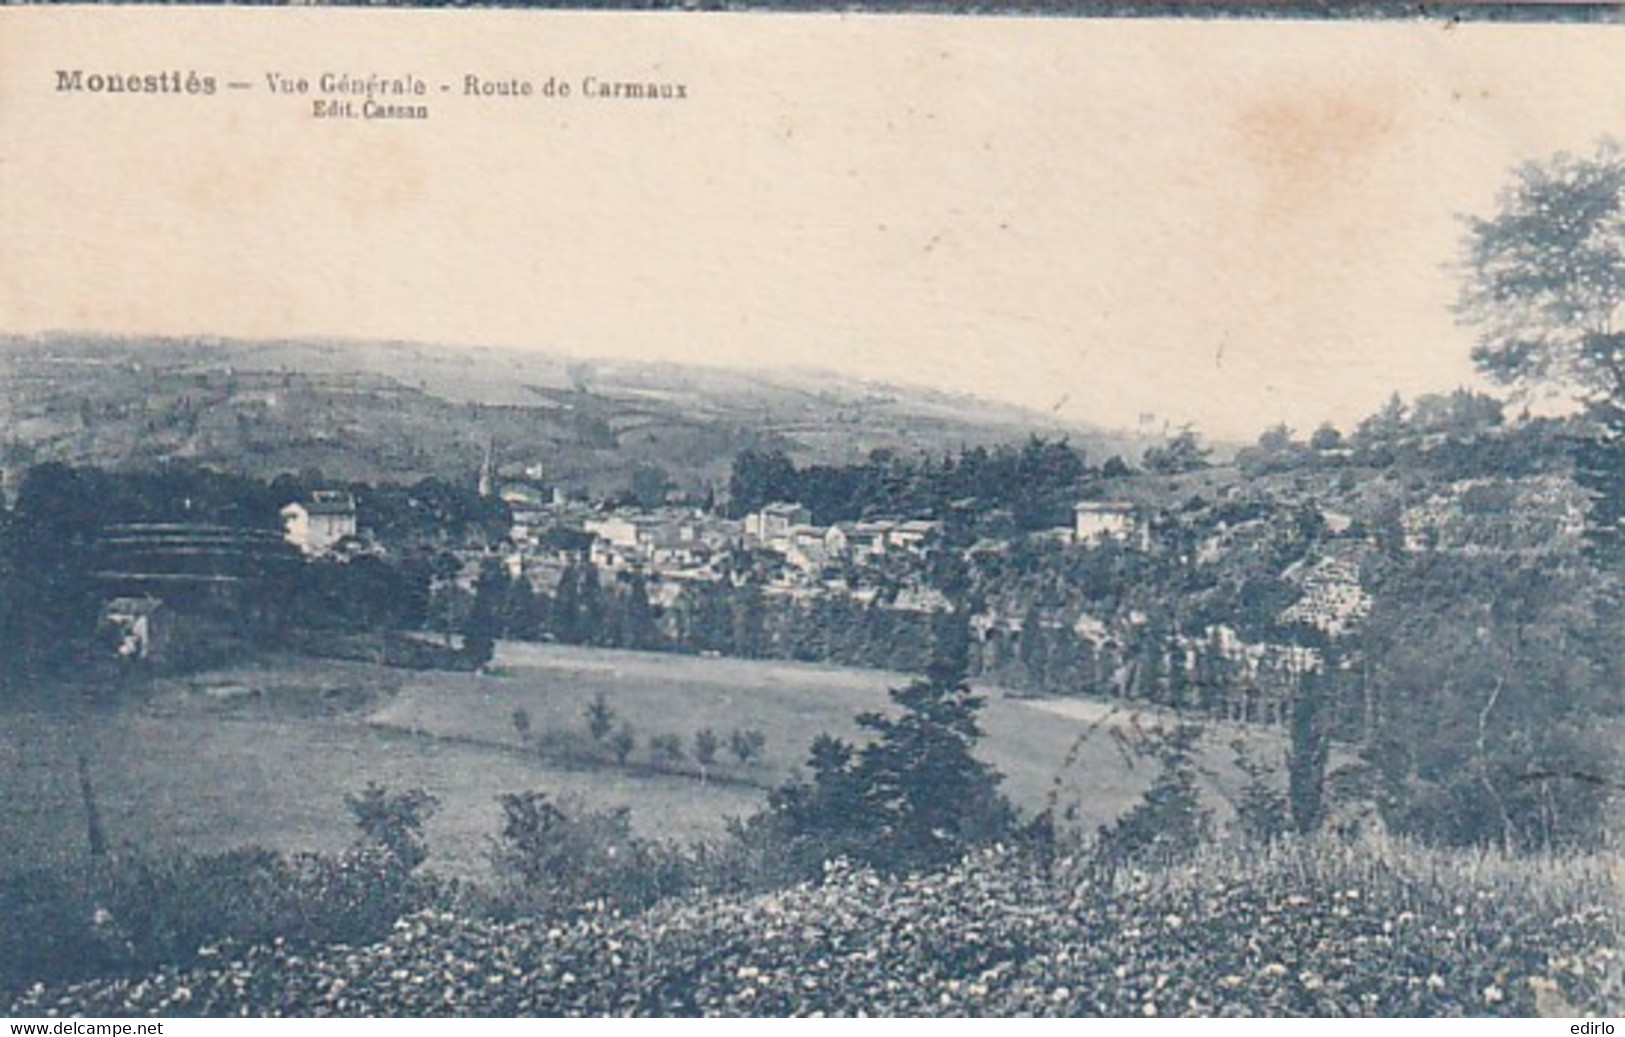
[11,839,1617,1018]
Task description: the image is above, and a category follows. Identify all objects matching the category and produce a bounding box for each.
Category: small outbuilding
[99,596,171,665]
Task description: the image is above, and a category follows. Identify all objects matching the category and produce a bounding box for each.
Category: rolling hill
[0,334,1153,497]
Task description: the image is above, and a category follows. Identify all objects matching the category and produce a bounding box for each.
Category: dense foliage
[488,792,690,919]
[1357,557,1623,851]
[0,787,449,998]
[727,436,1090,530]
[10,843,1616,1018]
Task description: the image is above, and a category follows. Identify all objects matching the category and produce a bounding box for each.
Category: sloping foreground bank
[11,841,1619,1018]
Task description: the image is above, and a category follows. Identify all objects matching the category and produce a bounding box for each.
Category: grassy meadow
[1,643,1259,881]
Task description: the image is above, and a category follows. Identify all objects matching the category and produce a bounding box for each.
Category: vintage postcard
[0,5,1621,1019]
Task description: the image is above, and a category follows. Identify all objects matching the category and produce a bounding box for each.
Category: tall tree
[769,635,1015,875]
[1308,422,1345,452]
[614,572,660,651]
[1257,423,1296,455]
[550,559,585,644]
[852,661,1014,871]
[502,575,546,641]
[461,557,505,668]
[1017,604,1048,691]
[577,563,609,646]
[1457,139,1625,554]
[626,464,674,510]
[1286,660,1331,836]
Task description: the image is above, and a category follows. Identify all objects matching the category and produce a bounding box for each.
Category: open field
[2,644,1266,882]
[375,641,1251,814]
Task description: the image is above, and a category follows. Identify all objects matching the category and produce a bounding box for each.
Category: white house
[1074,501,1140,546]
[584,514,641,549]
[784,526,833,573]
[281,491,358,556]
[745,502,812,549]
[887,519,941,553]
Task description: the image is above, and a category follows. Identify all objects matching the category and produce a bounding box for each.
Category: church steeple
[478,437,496,499]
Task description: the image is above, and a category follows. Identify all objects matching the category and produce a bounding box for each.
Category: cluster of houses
[95,469,1366,692]
[255,476,1166,648]
[528,494,1147,595]
[264,472,1164,611]
[84,472,1472,735]
[745,502,941,570]
[85,481,1321,697]
[521,497,956,611]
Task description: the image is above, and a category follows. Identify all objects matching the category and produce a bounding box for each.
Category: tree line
[726,435,1097,530]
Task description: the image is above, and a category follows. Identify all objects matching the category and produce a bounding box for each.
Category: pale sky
[4,12,1623,439]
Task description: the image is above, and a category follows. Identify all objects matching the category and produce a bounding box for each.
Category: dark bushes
[0,785,445,999]
[488,792,692,919]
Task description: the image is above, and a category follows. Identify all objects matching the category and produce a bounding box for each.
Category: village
[226,459,1363,724]
[272,475,1149,651]
[75,409,1596,740]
